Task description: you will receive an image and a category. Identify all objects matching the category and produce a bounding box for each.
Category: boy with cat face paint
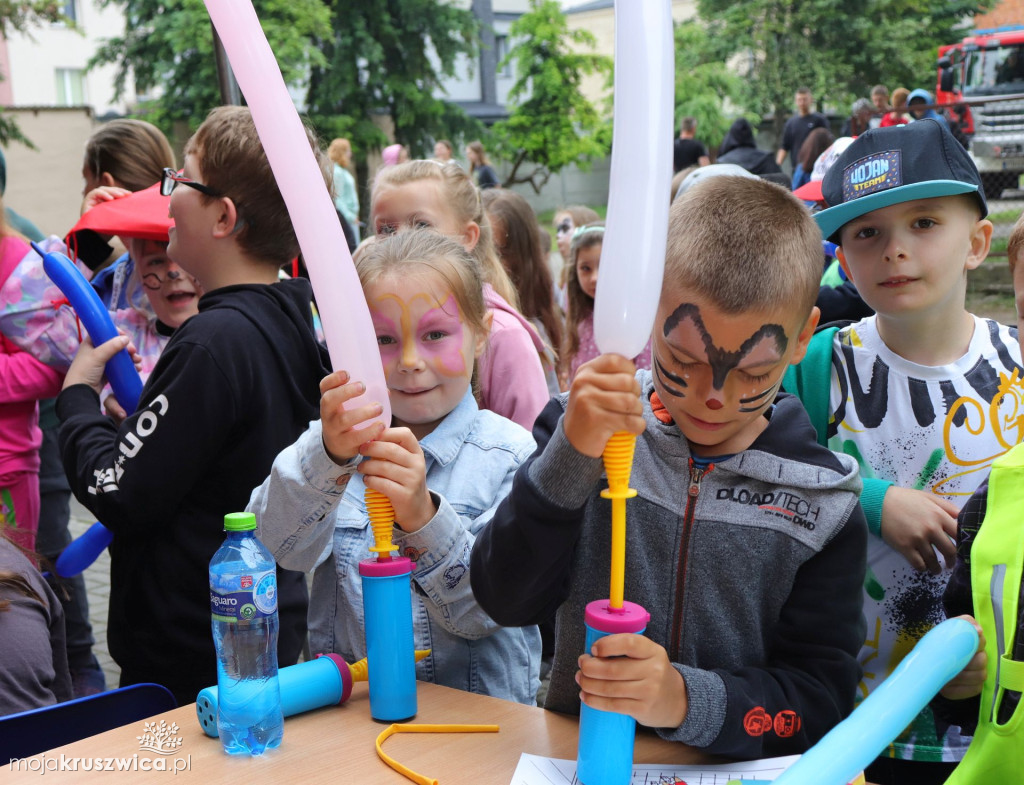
[471,176,867,759]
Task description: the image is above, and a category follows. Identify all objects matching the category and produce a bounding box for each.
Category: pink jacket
[478,285,550,432]
[0,236,63,475]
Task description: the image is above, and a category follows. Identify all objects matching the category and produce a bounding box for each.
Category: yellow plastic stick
[347,650,431,683]
[366,487,398,558]
[374,723,500,785]
[601,431,638,609]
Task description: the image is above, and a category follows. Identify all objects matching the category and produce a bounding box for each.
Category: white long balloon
[204,0,391,427]
[593,0,674,358]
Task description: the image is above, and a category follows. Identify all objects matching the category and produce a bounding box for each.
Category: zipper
[670,460,712,661]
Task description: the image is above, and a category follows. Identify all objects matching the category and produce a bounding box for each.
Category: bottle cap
[223,512,257,532]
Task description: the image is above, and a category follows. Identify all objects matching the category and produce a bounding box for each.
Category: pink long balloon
[204,0,390,427]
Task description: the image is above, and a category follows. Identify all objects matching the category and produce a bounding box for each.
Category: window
[495,35,512,78]
[55,69,86,106]
[62,0,77,23]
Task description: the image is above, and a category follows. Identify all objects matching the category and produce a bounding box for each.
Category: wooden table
[4,682,715,783]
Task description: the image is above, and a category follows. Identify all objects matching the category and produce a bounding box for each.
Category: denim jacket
[248,389,541,705]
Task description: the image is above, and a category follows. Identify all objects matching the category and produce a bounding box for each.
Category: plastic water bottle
[209,512,284,755]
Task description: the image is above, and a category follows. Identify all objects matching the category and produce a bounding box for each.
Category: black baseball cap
[815,119,987,243]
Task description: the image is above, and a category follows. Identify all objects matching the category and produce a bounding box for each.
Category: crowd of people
[0,100,1020,785]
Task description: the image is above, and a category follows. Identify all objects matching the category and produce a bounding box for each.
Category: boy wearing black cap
[784,118,1023,784]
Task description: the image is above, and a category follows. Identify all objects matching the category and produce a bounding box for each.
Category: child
[553,206,599,260]
[77,118,176,299]
[249,230,541,704]
[55,106,332,705]
[482,188,563,395]
[472,175,867,758]
[552,205,599,304]
[0,210,64,553]
[371,160,549,431]
[0,527,73,716]
[0,188,201,410]
[937,213,1024,776]
[784,119,1022,784]
[562,223,651,385]
[465,141,499,190]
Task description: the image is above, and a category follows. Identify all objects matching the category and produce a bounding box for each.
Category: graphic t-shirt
[828,315,1022,762]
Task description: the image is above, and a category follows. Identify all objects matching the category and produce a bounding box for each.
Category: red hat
[67,182,172,243]
[792,179,824,202]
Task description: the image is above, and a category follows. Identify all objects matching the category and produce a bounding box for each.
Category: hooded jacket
[472,372,867,759]
[717,119,783,176]
[57,278,330,703]
[478,284,550,432]
[907,89,948,125]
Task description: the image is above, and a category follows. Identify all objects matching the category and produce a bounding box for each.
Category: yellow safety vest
[946,443,1024,781]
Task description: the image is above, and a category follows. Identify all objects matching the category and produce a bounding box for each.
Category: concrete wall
[565,0,697,109]
[498,155,612,216]
[3,107,97,237]
[1,0,136,116]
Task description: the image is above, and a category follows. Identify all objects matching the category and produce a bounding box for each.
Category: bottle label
[210,569,277,621]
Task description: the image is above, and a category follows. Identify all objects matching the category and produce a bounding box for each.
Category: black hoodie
[717,119,782,176]
[57,278,331,704]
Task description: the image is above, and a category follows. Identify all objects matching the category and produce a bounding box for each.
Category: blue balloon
[54,521,113,578]
[32,242,144,415]
[773,618,979,785]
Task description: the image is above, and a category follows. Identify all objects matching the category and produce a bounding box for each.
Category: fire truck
[937,25,1024,199]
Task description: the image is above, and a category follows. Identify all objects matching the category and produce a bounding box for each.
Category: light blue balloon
[773,617,979,785]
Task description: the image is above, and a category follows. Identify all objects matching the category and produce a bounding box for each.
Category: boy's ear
[462,221,481,252]
[965,218,993,272]
[99,172,117,188]
[835,246,853,283]
[787,306,821,366]
[474,310,493,358]
[210,197,241,240]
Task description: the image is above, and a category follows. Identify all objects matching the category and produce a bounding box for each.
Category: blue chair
[0,683,177,762]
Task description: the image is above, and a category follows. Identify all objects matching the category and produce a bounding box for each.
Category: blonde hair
[1008,212,1024,275]
[354,230,489,346]
[186,106,330,266]
[328,138,352,169]
[555,205,599,229]
[666,177,821,320]
[562,223,605,373]
[84,119,175,192]
[371,160,518,308]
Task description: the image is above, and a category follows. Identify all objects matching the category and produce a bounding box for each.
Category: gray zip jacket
[472,371,867,758]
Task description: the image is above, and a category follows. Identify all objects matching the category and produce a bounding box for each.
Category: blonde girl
[328,138,359,239]
[250,230,541,705]
[371,160,549,430]
[562,223,652,384]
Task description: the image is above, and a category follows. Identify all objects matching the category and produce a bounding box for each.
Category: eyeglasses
[160,167,223,198]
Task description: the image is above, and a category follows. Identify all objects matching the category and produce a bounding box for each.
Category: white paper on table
[509,753,800,784]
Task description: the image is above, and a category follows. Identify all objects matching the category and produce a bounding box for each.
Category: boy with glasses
[56,106,332,705]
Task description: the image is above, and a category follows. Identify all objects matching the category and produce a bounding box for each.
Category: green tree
[697,0,988,140]
[490,0,611,193]
[0,1,69,146]
[305,0,482,161]
[673,20,754,155]
[89,0,330,132]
